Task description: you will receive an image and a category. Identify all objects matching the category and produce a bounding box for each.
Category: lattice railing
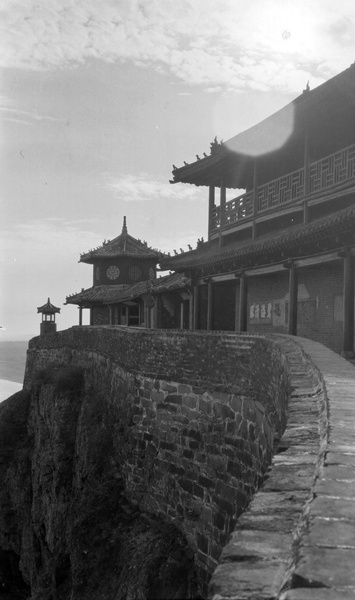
[225,191,253,225]
[211,206,221,230]
[310,144,355,193]
[210,142,355,232]
[257,168,304,211]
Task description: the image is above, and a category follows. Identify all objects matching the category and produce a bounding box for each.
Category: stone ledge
[210,335,355,600]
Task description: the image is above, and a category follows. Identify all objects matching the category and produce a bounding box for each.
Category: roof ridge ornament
[210,136,224,155]
[122,215,128,234]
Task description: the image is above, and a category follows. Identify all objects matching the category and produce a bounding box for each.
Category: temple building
[160,63,355,355]
[66,217,191,328]
[66,64,355,355]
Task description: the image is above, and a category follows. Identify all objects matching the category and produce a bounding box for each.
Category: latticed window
[129,265,142,281]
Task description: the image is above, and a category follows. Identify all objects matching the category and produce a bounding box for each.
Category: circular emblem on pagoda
[106,266,120,280]
[129,265,142,281]
[149,267,155,280]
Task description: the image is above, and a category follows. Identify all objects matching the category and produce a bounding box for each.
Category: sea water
[0,341,28,402]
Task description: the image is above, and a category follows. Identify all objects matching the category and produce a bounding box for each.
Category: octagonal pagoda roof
[37,298,61,314]
[80,217,166,264]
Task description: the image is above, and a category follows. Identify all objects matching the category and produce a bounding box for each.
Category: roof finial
[122,215,127,234]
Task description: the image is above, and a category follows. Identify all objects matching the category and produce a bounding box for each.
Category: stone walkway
[209,335,355,600]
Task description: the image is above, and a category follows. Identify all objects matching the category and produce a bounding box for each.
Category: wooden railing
[211,142,355,232]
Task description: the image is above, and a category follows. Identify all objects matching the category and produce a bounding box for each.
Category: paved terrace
[210,335,355,600]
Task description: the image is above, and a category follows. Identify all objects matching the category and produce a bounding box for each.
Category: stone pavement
[209,335,355,600]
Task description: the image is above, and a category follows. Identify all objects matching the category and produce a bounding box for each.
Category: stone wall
[24,326,291,593]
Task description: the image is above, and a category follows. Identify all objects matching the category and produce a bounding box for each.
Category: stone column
[288,263,298,336]
[343,254,354,353]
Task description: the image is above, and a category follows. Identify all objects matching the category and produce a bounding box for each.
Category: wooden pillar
[193,285,200,330]
[180,302,184,330]
[343,254,354,353]
[303,130,310,224]
[90,308,94,326]
[288,263,298,336]
[219,178,226,247]
[155,295,162,329]
[239,273,248,332]
[304,130,310,196]
[208,185,215,238]
[303,202,309,224]
[108,305,113,325]
[78,305,83,326]
[188,293,194,330]
[207,280,213,331]
[252,160,258,239]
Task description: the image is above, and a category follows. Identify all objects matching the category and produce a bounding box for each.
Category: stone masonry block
[164,394,182,405]
[213,402,235,420]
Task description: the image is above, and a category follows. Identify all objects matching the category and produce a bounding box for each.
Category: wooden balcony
[211,142,355,232]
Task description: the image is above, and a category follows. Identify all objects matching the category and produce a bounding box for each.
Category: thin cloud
[103,172,205,203]
[0,218,102,264]
[1,0,355,93]
[0,106,66,124]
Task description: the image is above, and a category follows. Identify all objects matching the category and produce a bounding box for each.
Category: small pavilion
[37,298,61,335]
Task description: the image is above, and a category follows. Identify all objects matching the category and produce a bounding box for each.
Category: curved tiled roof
[66,285,128,305]
[37,298,61,314]
[171,63,355,188]
[161,206,355,273]
[80,217,166,264]
[65,273,190,306]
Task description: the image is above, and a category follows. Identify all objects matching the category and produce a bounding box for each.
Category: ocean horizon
[0,340,28,402]
[0,378,23,403]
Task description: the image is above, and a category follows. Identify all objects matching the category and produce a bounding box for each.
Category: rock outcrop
[0,367,200,600]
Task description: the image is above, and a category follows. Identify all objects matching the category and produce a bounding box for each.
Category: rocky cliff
[0,368,200,600]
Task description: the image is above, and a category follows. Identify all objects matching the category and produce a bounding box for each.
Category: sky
[1,0,355,340]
